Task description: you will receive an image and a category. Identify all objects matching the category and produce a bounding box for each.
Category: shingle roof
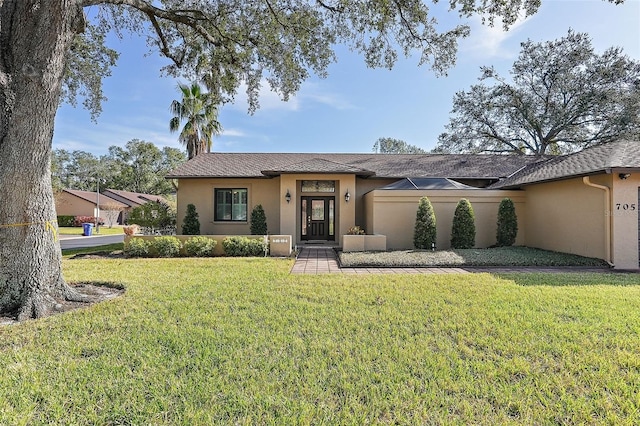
[102,189,168,207]
[491,140,640,189]
[262,158,375,176]
[63,189,128,208]
[166,152,543,180]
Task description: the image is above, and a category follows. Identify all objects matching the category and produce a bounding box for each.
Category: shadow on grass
[62,243,124,258]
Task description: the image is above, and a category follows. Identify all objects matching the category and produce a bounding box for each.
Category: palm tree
[169,82,222,159]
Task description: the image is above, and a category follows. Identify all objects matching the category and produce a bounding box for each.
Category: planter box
[341,234,386,252]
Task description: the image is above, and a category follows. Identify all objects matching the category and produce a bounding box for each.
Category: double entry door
[301,196,335,241]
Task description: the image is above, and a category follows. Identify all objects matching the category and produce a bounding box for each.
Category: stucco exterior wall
[176,178,281,235]
[364,190,526,250]
[524,177,608,261]
[354,178,397,230]
[55,192,97,218]
[610,172,640,269]
[177,175,359,242]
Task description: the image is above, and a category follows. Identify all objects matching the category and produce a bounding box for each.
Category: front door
[301,196,335,241]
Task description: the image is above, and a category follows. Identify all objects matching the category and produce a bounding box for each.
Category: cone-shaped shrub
[181,204,200,235]
[250,204,268,235]
[496,198,518,247]
[414,196,437,249]
[451,198,475,249]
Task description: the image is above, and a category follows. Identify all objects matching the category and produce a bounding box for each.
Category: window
[215,188,247,221]
[301,180,335,193]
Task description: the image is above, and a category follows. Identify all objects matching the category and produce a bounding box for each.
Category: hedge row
[124,236,268,258]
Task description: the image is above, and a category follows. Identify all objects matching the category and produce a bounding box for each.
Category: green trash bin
[82,223,94,236]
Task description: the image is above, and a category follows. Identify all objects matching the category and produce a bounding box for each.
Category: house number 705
[615,203,636,211]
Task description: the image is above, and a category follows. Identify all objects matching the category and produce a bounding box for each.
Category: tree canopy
[52,139,186,195]
[62,0,562,116]
[435,30,640,156]
[373,137,427,154]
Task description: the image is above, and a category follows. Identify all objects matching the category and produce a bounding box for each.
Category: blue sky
[53,0,640,156]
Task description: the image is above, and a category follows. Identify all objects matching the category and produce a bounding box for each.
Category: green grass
[340,246,610,268]
[1,258,639,424]
[58,226,124,236]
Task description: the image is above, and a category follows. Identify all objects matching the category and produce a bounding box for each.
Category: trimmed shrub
[73,216,104,226]
[496,198,518,247]
[223,236,268,257]
[182,204,201,235]
[250,204,268,235]
[124,238,151,257]
[151,236,182,258]
[57,215,75,227]
[451,199,476,249]
[127,201,176,231]
[347,226,366,235]
[184,236,217,257]
[414,196,437,249]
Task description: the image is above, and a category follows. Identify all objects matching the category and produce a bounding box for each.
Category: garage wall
[55,192,97,218]
[523,176,608,261]
[611,172,640,269]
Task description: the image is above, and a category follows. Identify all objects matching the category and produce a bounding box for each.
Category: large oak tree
[0,0,618,320]
[436,30,640,156]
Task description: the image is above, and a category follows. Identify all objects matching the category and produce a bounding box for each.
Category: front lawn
[339,246,610,268]
[0,257,638,424]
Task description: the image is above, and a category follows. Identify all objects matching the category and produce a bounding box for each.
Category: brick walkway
[290,247,615,275]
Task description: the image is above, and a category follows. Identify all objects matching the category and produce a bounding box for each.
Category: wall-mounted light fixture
[345,189,351,202]
[285,189,291,203]
[619,173,631,180]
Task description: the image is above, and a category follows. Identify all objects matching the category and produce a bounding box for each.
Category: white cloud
[228,79,354,113]
[53,115,181,155]
[462,12,530,58]
[230,82,300,112]
[222,128,247,137]
[303,82,356,110]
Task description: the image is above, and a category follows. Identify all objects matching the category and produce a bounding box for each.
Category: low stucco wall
[364,190,526,250]
[341,234,387,252]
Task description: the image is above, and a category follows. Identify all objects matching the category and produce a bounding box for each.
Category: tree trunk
[0,0,88,320]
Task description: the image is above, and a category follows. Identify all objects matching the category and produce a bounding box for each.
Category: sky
[53,0,640,156]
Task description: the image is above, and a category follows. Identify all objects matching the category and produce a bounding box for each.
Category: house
[55,189,169,225]
[55,189,128,221]
[100,189,170,223]
[166,140,640,269]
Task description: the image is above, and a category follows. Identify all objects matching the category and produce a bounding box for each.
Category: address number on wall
[615,203,637,211]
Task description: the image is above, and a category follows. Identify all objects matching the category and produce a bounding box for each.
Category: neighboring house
[55,189,168,225]
[101,189,170,224]
[167,140,640,269]
[55,189,128,221]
